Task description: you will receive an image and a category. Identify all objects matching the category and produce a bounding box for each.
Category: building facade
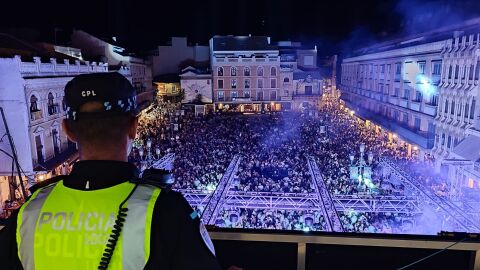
[180,66,213,103]
[149,37,209,77]
[341,40,443,151]
[0,55,108,204]
[341,22,480,190]
[210,36,283,112]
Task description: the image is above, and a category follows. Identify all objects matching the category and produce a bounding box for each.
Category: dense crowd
[130,98,465,234]
[216,208,327,231]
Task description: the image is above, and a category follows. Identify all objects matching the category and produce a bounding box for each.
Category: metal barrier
[208,229,480,270]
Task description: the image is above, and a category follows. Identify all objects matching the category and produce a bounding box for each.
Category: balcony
[48,104,60,116]
[398,99,408,108]
[409,101,421,111]
[30,110,43,121]
[388,96,398,105]
[423,104,437,116]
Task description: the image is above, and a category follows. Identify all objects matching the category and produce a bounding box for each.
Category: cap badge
[81,90,97,97]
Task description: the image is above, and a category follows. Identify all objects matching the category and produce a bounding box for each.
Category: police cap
[64,72,137,121]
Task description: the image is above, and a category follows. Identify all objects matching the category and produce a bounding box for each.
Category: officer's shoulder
[28,175,65,194]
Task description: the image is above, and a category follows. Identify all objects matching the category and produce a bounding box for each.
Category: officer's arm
[148,190,222,270]
[0,211,23,270]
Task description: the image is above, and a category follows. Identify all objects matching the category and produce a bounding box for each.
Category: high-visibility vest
[16,180,161,270]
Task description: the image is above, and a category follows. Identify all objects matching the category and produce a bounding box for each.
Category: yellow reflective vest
[16,180,161,270]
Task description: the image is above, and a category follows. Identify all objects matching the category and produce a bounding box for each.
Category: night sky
[2,0,480,56]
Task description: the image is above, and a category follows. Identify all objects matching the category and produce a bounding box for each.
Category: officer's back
[0,72,221,270]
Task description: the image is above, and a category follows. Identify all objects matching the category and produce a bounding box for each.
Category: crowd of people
[130,97,466,234]
[216,208,327,231]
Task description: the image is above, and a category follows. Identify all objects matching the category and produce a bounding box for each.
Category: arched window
[244,67,250,76]
[30,95,38,112]
[231,67,237,76]
[283,77,289,83]
[217,67,224,76]
[48,92,57,115]
[257,67,263,76]
[271,67,276,76]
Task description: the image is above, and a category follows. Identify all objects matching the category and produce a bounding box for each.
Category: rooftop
[211,36,277,52]
[347,17,480,58]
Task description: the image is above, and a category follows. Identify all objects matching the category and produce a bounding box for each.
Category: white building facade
[179,66,213,103]
[341,40,443,151]
[341,26,480,191]
[0,55,108,204]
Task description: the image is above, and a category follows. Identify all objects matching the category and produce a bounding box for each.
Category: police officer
[0,72,222,269]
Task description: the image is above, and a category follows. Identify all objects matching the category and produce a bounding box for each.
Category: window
[444,100,449,113]
[386,64,391,74]
[258,79,263,88]
[244,91,250,98]
[469,65,474,80]
[218,91,224,101]
[451,101,455,115]
[30,95,39,112]
[394,88,399,97]
[270,90,277,100]
[283,77,289,83]
[476,61,480,80]
[395,63,401,74]
[415,91,422,102]
[430,94,438,106]
[441,133,445,145]
[47,92,57,115]
[381,64,385,73]
[257,67,264,76]
[271,67,277,76]
[231,79,237,88]
[465,103,470,119]
[471,98,476,119]
[217,67,224,76]
[418,61,426,74]
[270,78,276,88]
[403,88,410,99]
[231,91,238,98]
[244,67,250,76]
[231,67,237,76]
[218,79,224,89]
[447,136,452,148]
[432,61,442,75]
[448,65,453,79]
[454,65,459,79]
[245,79,250,88]
[257,91,263,101]
[305,85,313,95]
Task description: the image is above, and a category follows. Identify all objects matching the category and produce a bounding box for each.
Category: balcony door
[35,135,44,164]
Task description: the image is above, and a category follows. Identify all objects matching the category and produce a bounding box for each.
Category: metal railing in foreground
[208,228,480,270]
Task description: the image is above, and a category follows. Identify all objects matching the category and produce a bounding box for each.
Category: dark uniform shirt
[0,160,222,270]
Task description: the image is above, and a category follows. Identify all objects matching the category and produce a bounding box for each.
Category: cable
[98,184,138,270]
[396,237,467,270]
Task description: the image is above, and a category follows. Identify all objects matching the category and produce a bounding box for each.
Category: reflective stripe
[17,183,58,270]
[122,185,161,269]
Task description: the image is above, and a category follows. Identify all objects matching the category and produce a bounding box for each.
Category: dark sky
[2,0,480,56]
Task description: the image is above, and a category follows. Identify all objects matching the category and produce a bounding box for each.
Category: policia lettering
[17,181,161,270]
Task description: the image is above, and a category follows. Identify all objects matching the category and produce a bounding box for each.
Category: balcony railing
[48,104,60,116]
[30,110,43,121]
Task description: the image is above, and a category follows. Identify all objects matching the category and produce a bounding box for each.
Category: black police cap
[64,72,137,121]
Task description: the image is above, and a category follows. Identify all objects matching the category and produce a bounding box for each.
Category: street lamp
[136,140,162,171]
